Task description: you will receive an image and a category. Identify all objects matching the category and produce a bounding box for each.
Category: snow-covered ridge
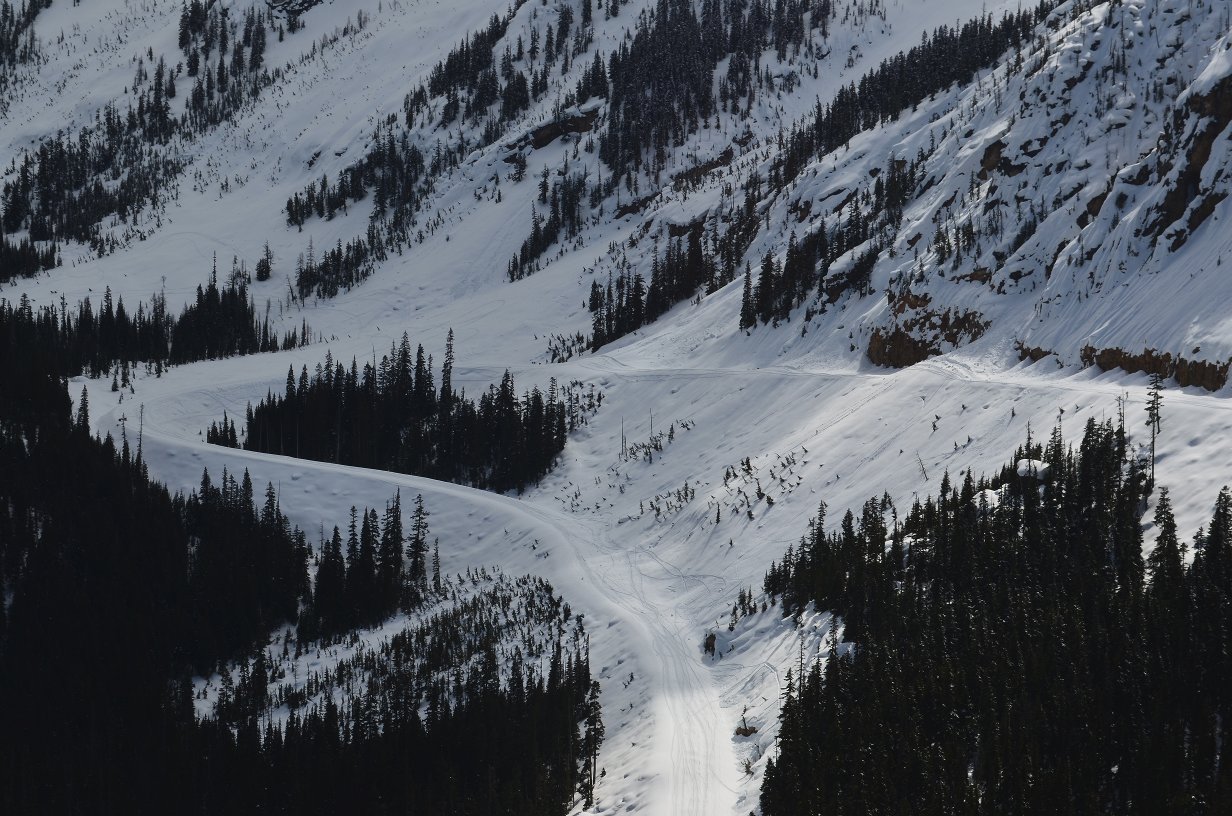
[761,0,1232,382]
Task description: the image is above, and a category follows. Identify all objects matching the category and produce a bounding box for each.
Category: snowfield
[7,0,1232,812]
[80,327,1232,814]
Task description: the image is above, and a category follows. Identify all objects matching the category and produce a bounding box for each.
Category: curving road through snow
[87,348,1232,816]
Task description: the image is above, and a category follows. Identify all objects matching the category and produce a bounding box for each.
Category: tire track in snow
[586,521,740,816]
[95,350,1232,816]
[100,381,738,816]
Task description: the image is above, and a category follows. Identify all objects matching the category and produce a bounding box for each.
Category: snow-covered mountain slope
[2,0,1025,303]
[7,0,1229,381]
[756,0,1232,381]
[6,0,1232,812]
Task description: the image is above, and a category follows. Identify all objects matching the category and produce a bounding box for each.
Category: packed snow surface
[78,340,1232,815]
[7,0,1232,813]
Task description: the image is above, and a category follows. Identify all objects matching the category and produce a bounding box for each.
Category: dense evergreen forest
[290,231,386,301]
[0,0,46,68]
[0,272,308,382]
[0,2,291,256]
[759,417,1232,813]
[221,331,598,493]
[194,570,604,815]
[587,224,713,349]
[0,333,309,809]
[0,233,58,281]
[0,327,600,814]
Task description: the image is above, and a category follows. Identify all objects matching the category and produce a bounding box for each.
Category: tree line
[0,0,46,67]
[0,1,291,255]
[509,168,589,280]
[227,330,595,493]
[593,1,1052,340]
[739,153,923,331]
[0,233,58,282]
[0,271,309,387]
[0,105,187,252]
[0,337,600,813]
[292,231,385,301]
[275,0,835,300]
[759,414,1232,813]
[587,223,719,349]
[777,4,1050,186]
[0,348,309,809]
[193,571,604,814]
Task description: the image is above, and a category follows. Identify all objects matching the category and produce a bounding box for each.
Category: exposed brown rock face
[1147,73,1232,249]
[889,289,931,316]
[976,139,1026,181]
[673,147,734,191]
[1079,345,1230,391]
[614,193,658,219]
[1014,342,1053,363]
[867,308,989,368]
[977,140,1005,181]
[868,327,937,367]
[528,108,599,149]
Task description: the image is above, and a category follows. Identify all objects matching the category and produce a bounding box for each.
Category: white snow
[975,487,1003,510]
[76,331,1232,815]
[1016,459,1050,480]
[8,0,1232,813]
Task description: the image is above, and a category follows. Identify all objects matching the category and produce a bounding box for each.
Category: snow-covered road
[102,367,744,816]
[83,344,1232,816]
[12,0,1232,809]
